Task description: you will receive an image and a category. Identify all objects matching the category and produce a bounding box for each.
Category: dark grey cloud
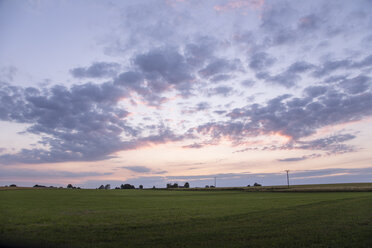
[121,166,151,173]
[185,36,218,67]
[303,86,328,98]
[241,79,255,88]
[295,134,357,154]
[134,47,193,85]
[133,47,196,98]
[339,75,370,94]
[0,81,186,164]
[207,86,234,97]
[287,61,315,73]
[278,153,321,162]
[210,74,232,83]
[298,14,321,30]
[120,166,167,175]
[70,62,120,78]
[199,58,242,78]
[313,59,352,78]
[191,79,372,150]
[256,60,315,88]
[181,101,211,114]
[249,52,276,71]
[0,167,112,179]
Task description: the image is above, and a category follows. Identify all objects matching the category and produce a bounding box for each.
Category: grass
[0,185,371,247]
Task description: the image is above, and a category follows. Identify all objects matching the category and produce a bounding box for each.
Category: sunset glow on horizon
[1,0,372,188]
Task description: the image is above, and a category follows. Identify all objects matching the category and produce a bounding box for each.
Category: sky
[0,0,372,188]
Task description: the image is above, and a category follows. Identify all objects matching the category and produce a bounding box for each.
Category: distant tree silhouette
[184,182,190,188]
[104,184,110,190]
[9,184,17,187]
[121,183,135,189]
[210,185,215,188]
[152,186,156,189]
[166,183,179,188]
[254,182,262,186]
[33,184,46,188]
[98,185,105,189]
[139,185,143,189]
[205,185,210,188]
[67,184,73,189]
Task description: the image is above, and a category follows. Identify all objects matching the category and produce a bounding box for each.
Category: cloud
[313,59,352,78]
[185,36,218,67]
[249,52,276,71]
[191,78,372,151]
[256,60,315,88]
[214,0,265,12]
[207,86,234,97]
[134,47,192,85]
[120,166,167,174]
[0,81,186,164]
[199,58,242,78]
[121,166,152,173]
[70,62,120,78]
[241,79,255,87]
[182,101,211,114]
[339,75,370,94]
[278,153,321,162]
[0,167,112,179]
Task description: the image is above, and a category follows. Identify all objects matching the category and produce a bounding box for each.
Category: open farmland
[1,185,372,248]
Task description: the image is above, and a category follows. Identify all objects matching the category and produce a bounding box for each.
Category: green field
[1,186,372,248]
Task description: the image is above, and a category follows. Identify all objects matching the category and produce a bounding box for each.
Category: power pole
[285,170,290,188]
[214,177,216,188]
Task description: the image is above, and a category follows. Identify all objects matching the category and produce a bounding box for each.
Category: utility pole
[214,177,216,188]
[285,170,290,188]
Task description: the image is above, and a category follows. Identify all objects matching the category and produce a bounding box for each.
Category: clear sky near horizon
[0,0,372,188]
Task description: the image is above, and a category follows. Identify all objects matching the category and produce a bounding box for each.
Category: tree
[67,184,73,189]
[104,184,110,190]
[121,183,135,189]
[98,185,105,189]
[166,183,179,189]
[254,182,262,186]
[205,185,210,188]
[33,184,45,188]
[139,185,143,189]
[184,182,190,188]
[152,186,156,189]
[9,184,17,187]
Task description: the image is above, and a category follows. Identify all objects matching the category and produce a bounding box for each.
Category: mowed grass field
[0,186,372,248]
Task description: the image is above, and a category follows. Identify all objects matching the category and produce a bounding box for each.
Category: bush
[33,184,46,188]
[139,185,143,189]
[184,182,190,188]
[254,182,262,186]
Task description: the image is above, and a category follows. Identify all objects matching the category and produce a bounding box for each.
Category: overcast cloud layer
[0,0,371,187]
